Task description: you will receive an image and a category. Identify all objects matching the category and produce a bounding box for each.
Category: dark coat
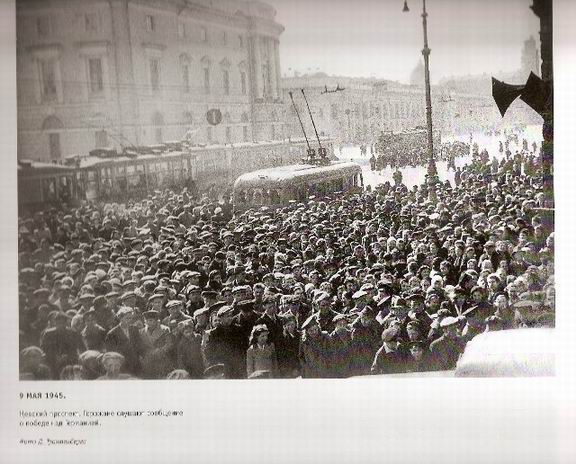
[177,332,205,379]
[299,331,332,378]
[351,320,382,375]
[429,335,466,370]
[371,346,407,375]
[203,324,246,379]
[105,324,143,376]
[327,329,355,378]
[404,350,437,373]
[40,327,84,378]
[277,331,301,378]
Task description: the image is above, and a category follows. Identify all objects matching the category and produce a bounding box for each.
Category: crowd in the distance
[18,134,554,380]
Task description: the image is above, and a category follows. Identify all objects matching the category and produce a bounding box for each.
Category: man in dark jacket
[203,305,245,379]
[40,312,84,379]
[277,314,301,378]
[429,316,466,370]
[105,307,143,376]
[328,314,355,378]
[351,307,382,375]
[299,314,331,378]
[371,327,407,375]
[256,295,283,350]
[404,341,436,373]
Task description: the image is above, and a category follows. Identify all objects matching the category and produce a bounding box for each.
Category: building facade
[17,0,286,161]
[281,74,503,146]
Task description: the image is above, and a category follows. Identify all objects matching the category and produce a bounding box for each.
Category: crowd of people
[18,136,554,380]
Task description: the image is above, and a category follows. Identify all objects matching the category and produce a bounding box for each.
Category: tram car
[17,138,332,212]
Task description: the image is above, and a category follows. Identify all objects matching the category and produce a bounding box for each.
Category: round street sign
[206,108,222,126]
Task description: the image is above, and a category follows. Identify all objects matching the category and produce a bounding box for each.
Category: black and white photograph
[15,0,555,382]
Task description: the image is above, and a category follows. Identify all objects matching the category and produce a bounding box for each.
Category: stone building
[281,73,499,145]
[17,0,286,161]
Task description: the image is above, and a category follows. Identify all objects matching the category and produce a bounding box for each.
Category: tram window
[126,165,135,175]
[89,170,96,181]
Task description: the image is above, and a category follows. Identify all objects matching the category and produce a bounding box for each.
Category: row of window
[36,54,248,103]
[149,14,245,49]
[35,13,247,50]
[152,58,247,95]
[36,13,99,37]
[329,102,422,120]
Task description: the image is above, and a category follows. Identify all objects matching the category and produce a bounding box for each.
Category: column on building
[249,33,263,100]
[274,39,282,101]
[108,0,140,145]
[267,38,278,100]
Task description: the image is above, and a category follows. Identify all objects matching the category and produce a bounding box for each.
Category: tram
[233,161,363,210]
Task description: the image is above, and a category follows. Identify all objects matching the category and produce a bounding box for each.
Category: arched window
[42,115,64,131]
[201,56,211,94]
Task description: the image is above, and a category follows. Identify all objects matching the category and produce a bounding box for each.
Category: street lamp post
[403,0,438,184]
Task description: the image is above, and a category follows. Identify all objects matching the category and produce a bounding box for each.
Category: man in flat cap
[371,327,407,375]
[429,316,466,371]
[326,313,355,378]
[299,314,331,378]
[350,307,382,375]
[256,295,283,350]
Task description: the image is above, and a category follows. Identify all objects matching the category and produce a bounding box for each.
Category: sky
[268,0,541,83]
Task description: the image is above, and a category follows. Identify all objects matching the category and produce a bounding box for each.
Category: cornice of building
[17,0,284,36]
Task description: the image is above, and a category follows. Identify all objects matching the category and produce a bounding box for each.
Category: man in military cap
[327,313,355,378]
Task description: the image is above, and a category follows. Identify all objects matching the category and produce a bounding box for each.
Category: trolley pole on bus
[403,0,438,185]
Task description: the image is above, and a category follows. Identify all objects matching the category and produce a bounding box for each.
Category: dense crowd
[18,138,554,380]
